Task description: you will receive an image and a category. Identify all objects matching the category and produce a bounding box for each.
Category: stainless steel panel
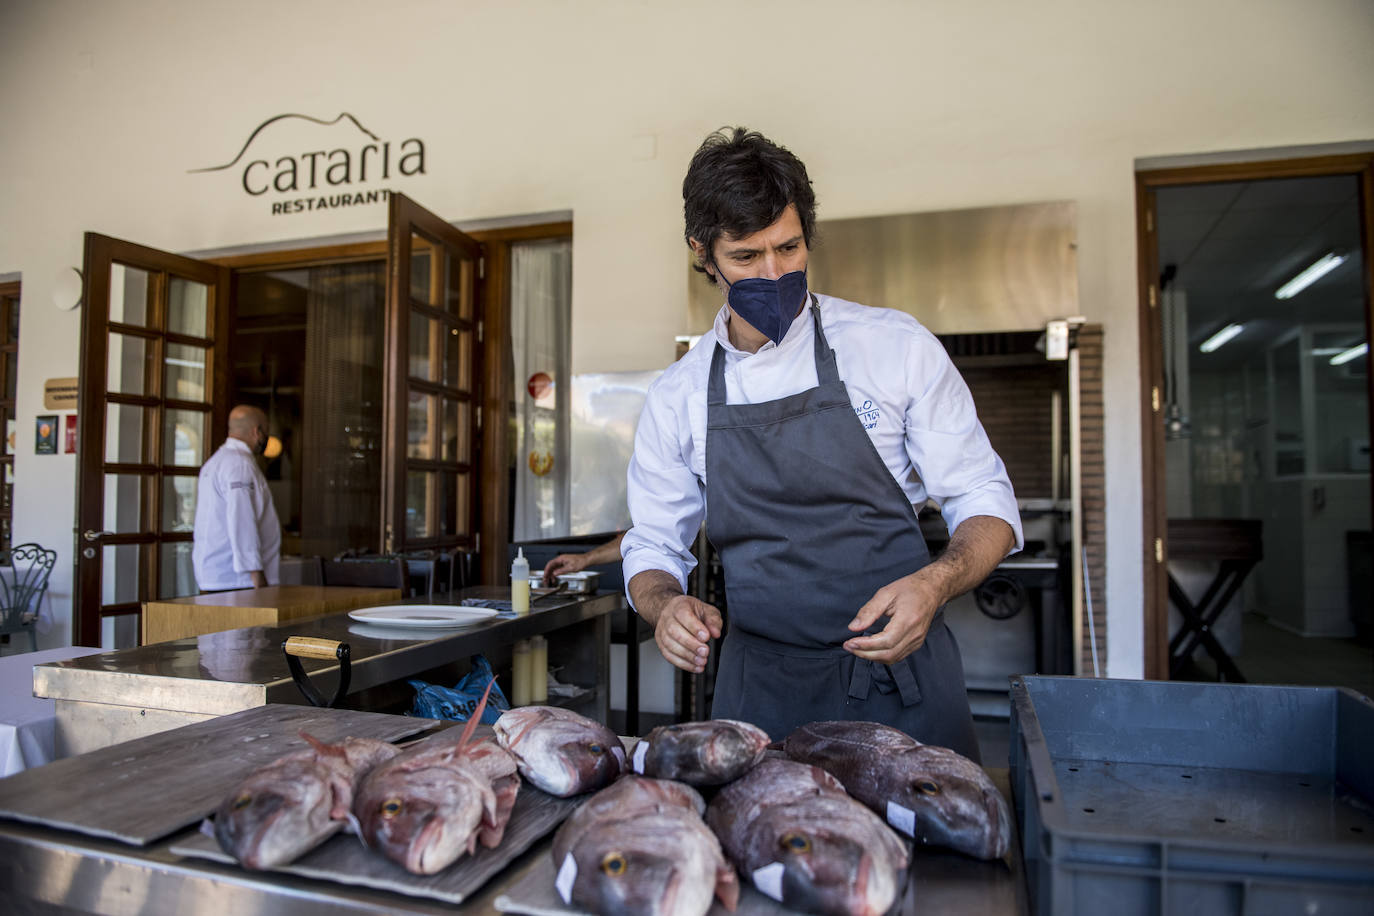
[687,201,1079,336]
[0,705,431,845]
[54,701,214,758]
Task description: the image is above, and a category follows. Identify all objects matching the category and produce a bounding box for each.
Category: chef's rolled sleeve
[903,337,1024,553]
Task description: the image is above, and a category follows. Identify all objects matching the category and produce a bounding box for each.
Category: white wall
[2,0,1373,670]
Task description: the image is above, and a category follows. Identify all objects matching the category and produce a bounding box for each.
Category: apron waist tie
[731,613,942,709]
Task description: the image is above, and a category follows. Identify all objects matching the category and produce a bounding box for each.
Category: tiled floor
[1175,612,1374,698]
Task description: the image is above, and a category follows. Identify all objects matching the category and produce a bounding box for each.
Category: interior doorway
[1137,151,1374,694]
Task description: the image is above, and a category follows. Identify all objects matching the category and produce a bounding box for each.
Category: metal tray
[0,704,431,846]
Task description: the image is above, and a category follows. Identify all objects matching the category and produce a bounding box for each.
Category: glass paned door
[382,196,483,561]
[77,234,228,647]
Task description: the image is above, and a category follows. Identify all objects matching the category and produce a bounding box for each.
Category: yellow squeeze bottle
[511,640,532,707]
[529,635,548,703]
[510,548,530,616]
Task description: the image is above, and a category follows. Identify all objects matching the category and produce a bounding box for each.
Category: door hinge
[1148,284,1157,308]
[1151,386,1160,413]
[1155,537,1163,564]
[476,405,482,429]
[475,532,481,553]
[478,257,486,280]
[477,319,484,343]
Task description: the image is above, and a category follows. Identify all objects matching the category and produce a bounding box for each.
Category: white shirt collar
[223,438,253,455]
[710,300,813,356]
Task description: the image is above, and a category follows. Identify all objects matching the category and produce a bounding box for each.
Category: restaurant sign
[190,112,426,217]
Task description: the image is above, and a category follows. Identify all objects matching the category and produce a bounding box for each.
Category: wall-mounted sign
[35,415,58,455]
[44,377,79,410]
[189,112,427,217]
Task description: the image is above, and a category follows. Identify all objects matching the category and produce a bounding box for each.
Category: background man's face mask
[719,268,809,345]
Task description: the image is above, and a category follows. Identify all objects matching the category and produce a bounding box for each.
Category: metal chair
[312,555,412,597]
[0,543,57,655]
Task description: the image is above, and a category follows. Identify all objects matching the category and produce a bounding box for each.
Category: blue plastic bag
[408,654,511,724]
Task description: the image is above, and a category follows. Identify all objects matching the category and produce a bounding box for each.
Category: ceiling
[1155,175,1366,372]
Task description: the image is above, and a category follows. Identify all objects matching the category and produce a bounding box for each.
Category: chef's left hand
[842,568,945,664]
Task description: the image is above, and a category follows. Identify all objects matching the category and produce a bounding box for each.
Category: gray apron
[705,300,980,762]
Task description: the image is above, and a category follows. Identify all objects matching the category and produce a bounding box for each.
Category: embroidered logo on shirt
[854,399,881,430]
[228,481,255,491]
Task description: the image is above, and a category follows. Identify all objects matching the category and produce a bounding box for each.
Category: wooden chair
[0,543,57,655]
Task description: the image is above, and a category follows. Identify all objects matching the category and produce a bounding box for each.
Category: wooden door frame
[75,234,231,646]
[1135,151,1374,679]
[205,217,572,587]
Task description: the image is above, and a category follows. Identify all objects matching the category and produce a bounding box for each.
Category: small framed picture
[64,414,78,454]
[36,415,58,454]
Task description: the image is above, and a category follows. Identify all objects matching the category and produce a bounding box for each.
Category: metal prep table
[34,587,621,756]
[0,734,1027,916]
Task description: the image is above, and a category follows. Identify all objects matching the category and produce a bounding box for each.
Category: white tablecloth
[0,646,102,776]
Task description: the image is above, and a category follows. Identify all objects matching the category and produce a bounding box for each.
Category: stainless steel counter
[34,588,621,755]
[0,771,1026,916]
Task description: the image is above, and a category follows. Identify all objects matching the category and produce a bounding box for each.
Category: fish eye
[780,832,811,853]
[589,743,603,754]
[601,852,628,876]
[917,780,941,796]
[232,794,252,810]
[381,798,404,817]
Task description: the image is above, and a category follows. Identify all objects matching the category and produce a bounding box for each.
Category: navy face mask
[718,268,809,346]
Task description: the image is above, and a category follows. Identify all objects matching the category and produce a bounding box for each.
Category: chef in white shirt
[192,405,281,592]
[621,127,1022,760]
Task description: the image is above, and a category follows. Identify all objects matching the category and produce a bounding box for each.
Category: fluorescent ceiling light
[1275,252,1347,299]
[1329,342,1368,366]
[1199,323,1244,353]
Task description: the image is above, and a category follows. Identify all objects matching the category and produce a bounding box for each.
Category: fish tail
[456,677,498,751]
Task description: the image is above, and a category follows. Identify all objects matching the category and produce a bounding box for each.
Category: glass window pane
[407,391,436,460]
[159,541,196,598]
[1271,338,1303,476]
[1312,328,1368,474]
[165,343,209,403]
[106,332,151,395]
[101,543,141,605]
[445,327,472,390]
[164,409,210,466]
[106,403,151,464]
[443,398,471,464]
[163,476,197,532]
[410,234,435,306]
[168,277,209,338]
[409,311,437,381]
[103,473,150,534]
[405,471,432,539]
[438,471,468,537]
[444,254,474,318]
[109,264,150,327]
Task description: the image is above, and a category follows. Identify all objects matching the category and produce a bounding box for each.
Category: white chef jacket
[192,438,282,591]
[622,293,1023,599]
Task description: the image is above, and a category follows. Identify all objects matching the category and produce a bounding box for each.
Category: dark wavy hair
[682,127,817,276]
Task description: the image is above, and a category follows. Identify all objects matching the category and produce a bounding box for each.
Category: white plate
[346,605,500,628]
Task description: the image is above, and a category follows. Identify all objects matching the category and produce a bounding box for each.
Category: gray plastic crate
[1009,676,1374,916]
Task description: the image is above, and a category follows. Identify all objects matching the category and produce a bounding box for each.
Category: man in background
[192,405,281,592]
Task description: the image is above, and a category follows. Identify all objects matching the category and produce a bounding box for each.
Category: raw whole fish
[214,733,399,870]
[353,681,521,874]
[551,775,739,916]
[629,720,769,786]
[706,757,909,916]
[494,706,625,796]
[784,720,1011,861]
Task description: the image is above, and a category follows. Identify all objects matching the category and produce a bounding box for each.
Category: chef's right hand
[653,595,723,675]
[542,552,587,586]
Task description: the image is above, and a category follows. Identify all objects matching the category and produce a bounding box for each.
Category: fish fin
[199,817,216,839]
[715,865,740,911]
[299,730,347,758]
[455,677,497,752]
[343,810,370,847]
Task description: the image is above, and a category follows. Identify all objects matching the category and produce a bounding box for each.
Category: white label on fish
[555,852,578,904]
[752,862,785,902]
[886,800,916,837]
[632,740,649,774]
